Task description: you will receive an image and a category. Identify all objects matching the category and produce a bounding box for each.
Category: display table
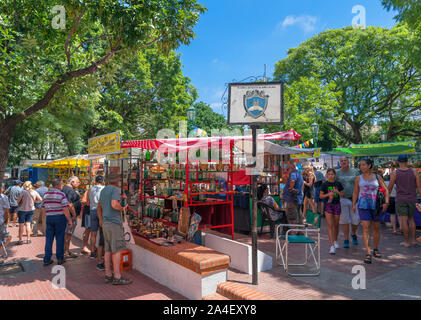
[130,233,230,300]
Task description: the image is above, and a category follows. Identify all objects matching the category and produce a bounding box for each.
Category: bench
[130,233,231,300]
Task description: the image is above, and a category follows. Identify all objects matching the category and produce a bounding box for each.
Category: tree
[382,1,421,70]
[193,102,230,135]
[274,26,421,145]
[0,0,205,182]
[87,47,198,141]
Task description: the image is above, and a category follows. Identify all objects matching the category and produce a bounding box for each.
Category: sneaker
[96,263,105,271]
[352,234,358,245]
[43,260,54,267]
[90,252,97,259]
[112,277,133,285]
[343,240,350,248]
[329,246,336,255]
[334,241,340,249]
[57,259,66,265]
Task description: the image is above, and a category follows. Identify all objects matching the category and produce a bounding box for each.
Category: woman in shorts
[320,169,344,255]
[352,158,389,264]
[302,166,317,221]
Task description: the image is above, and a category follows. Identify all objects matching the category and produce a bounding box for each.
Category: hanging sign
[88,131,122,156]
[228,82,284,125]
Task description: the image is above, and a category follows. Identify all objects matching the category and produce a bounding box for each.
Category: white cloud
[278,15,318,33]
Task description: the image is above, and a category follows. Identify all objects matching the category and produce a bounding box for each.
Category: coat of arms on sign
[243,90,269,119]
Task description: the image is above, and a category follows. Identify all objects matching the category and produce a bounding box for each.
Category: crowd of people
[259,155,421,264]
[0,175,132,285]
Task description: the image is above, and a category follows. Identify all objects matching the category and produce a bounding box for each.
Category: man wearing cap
[5,180,23,227]
[388,155,421,247]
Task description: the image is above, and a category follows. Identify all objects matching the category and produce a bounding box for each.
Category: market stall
[32,155,97,189]
[121,130,302,241]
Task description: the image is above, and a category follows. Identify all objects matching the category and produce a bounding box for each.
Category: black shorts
[10,206,18,214]
[99,227,104,247]
[387,198,396,215]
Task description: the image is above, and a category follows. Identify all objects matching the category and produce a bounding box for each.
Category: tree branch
[64,6,86,67]
[9,49,119,127]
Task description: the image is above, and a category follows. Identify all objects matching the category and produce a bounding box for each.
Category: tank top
[395,169,417,203]
[358,174,379,210]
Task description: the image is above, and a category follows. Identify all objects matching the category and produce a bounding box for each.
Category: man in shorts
[97,176,132,285]
[336,157,360,248]
[388,155,421,247]
[282,161,304,233]
[62,176,81,258]
[5,180,23,227]
[88,175,105,267]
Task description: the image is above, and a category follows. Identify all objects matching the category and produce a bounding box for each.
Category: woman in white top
[17,181,42,245]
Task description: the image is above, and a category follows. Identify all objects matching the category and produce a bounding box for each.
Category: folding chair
[257,202,286,237]
[276,210,321,276]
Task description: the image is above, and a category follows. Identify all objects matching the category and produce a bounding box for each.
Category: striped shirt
[42,188,69,216]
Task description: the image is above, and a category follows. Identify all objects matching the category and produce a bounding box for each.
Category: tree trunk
[0,122,17,188]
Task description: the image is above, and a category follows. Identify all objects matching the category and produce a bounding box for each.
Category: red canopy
[122,130,301,153]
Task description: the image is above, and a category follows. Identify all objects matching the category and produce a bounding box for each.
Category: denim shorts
[89,209,100,232]
[18,211,34,224]
[358,208,382,222]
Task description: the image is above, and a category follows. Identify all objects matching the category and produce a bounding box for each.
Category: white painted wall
[204,233,272,274]
[128,243,226,300]
[73,219,227,300]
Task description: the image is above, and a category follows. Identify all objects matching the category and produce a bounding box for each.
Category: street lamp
[381,130,387,142]
[187,106,196,135]
[311,122,320,148]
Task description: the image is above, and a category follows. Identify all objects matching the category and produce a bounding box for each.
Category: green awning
[334,141,416,156]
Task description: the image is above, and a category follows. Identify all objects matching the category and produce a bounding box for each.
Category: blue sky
[177,0,398,116]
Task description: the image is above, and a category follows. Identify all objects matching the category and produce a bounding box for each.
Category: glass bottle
[145,151,151,161]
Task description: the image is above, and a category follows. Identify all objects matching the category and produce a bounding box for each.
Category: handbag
[375,174,386,217]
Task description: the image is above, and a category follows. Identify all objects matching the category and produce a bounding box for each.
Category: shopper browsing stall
[319,169,344,255]
[97,176,132,285]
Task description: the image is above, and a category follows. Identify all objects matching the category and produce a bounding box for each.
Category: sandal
[364,254,372,264]
[112,277,133,285]
[373,249,381,258]
[104,275,114,284]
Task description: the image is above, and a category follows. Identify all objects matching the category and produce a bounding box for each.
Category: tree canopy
[274,25,421,145]
[0,0,205,178]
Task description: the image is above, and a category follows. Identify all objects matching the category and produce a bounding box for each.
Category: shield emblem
[243,90,269,119]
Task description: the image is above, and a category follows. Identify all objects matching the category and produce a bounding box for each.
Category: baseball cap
[95,175,104,183]
[397,155,408,163]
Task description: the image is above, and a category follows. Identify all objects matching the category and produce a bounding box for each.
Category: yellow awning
[32,155,92,168]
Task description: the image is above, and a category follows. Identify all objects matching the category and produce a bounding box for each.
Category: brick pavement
[2,218,420,300]
[0,225,185,300]
[220,219,421,300]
